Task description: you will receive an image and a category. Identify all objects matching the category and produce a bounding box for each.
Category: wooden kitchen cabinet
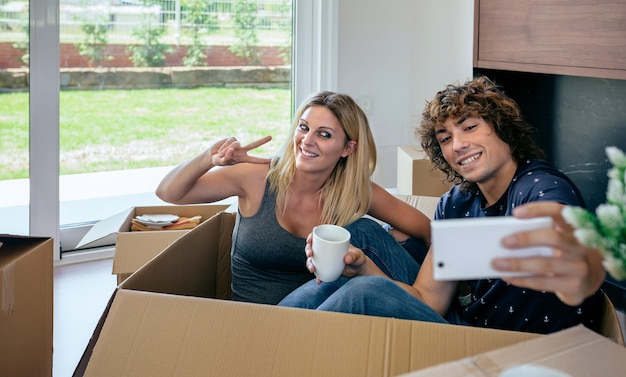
[474,0,626,80]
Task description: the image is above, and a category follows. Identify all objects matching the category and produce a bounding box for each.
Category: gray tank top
[230,180,314,304]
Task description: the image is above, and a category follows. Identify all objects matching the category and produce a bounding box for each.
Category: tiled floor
[54,258,117,377]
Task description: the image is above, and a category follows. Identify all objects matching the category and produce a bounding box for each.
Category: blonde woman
[157,91,431,304]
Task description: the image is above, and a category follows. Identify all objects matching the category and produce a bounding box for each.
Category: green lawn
[0,87,292,180]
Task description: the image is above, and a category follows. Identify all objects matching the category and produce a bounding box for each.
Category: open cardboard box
[401,324,626,376]
[74,207,624,376]
[76,203,234,283]
[395,194,439,219]
[0,235,53,377]
[397,146,451,197]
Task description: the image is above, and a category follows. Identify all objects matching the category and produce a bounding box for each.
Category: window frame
[27,0,338,262]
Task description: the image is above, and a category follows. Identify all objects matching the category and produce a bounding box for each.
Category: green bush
[127,1,172,67]
[74,9,112,66]
[229,0,261,64]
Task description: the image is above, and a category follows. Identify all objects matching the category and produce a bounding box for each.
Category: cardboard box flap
[111,204,233,284]
[396,195,440,220]
[0,235,51,265]
[402,325,626,376]
[120,212,237,299]
[397,146,451,197]
[81,290,538,377]
[600,292,624,345]
[76,208,134,249]
[111,230,189,275]
[77,203,232,250]
[400,322,538,374]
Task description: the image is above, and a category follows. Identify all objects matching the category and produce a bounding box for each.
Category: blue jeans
[278,275,449,324]
[343,218,419,284]
[399,236,429,265]
[278,218,432,317]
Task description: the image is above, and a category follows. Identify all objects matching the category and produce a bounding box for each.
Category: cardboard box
[74,212,542,377]
[397,146,451,197]
[80,290,544,377]
[395,194,440,219]
[76,203,233,284]
[0,235,53,377]
[400,325,626,376]
[74,200,625,377]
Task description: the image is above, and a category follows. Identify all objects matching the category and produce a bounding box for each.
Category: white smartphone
[431,216,553,280]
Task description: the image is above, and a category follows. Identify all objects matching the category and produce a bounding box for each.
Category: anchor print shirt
[435,159,603,334]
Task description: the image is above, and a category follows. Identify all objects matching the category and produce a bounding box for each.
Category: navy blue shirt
[435,159,603,334]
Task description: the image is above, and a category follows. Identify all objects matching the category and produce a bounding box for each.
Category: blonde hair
[267,91,376,226]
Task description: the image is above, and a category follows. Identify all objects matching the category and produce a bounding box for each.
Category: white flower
[606,173,625,206]
[606,146,626,168]
[573,228,603,249]
[606,167,623,182]
[563,147,626,281]
[602,254,626,281]
[596,204,625,238]
[561,205,579,226]
[562,205,594,229]
[619,243,626,265]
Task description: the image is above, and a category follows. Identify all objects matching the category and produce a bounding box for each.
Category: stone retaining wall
[0,66,291,92]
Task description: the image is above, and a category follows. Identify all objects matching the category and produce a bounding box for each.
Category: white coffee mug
[312,224,351,282]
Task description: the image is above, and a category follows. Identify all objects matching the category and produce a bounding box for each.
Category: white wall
[336,0,474,188]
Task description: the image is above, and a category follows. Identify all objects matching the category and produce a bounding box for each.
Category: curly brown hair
[416,76,545,192]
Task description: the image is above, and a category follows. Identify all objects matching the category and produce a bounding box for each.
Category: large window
[56,0,293,257]
[0,0,30,237]
[1,0,339,262]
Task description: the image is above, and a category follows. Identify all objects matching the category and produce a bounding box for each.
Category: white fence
[0,0,291,46]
